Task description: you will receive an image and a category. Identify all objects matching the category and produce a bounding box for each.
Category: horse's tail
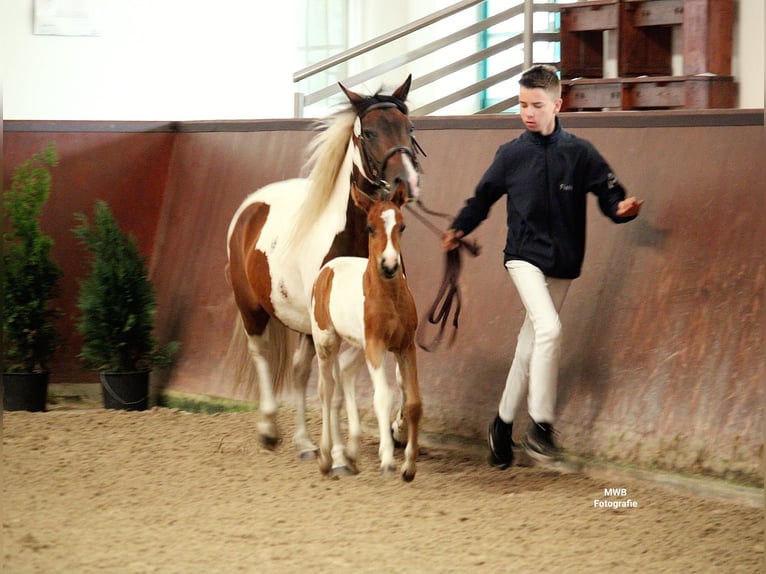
[225,315,294,400]
[266,318,294,397]
[225,317,257,399]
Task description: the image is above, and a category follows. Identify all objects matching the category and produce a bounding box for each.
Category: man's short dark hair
[519,64,561,98]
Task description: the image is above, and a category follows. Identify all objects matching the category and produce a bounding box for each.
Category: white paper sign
[34,0,102,37]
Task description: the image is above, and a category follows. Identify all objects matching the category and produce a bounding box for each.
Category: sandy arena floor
[2,404,764,574]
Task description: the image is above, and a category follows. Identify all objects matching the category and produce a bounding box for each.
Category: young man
[442,64,643,468]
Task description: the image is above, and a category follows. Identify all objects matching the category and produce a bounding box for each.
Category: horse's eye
[363,129,376,139]
[399,224,406,233]
[366,225,374,234]
[409,125,414,133]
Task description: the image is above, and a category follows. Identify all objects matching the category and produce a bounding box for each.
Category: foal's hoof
[391,424,406,449]
[379,464,398,477]
[331,465,357,477]
[401,469,416,483]
[298,448,318,461]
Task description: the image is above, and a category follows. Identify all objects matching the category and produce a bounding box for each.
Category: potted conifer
[73,200,178,411]
[2,144,62,411]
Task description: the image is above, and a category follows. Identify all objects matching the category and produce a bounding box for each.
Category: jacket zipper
[543,142,558,272]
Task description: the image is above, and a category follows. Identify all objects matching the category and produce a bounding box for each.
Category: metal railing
[293,0,561,117]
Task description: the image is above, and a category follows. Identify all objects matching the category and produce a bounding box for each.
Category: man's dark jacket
[451,119,635,279]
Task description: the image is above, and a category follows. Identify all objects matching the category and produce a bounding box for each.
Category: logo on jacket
[559,183,573,192]
[607,172,619,189]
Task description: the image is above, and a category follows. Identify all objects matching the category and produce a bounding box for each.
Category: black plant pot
[99,371,150,411]
[3,372,50,412]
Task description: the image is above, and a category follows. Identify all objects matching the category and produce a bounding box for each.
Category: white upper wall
[1,0,763,121]
[1,0,298,120]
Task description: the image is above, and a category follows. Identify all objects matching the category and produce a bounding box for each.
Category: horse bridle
[353,101,427,198]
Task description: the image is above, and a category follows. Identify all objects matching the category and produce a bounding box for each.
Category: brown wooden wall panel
[3,129,174,384]
[5,113,763,485]
[149,128,315,399]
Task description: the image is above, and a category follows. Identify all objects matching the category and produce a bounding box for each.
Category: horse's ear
[351,183,374,214]
[339,82,364,107]
[392,74,412,103]
[391,181,408,207]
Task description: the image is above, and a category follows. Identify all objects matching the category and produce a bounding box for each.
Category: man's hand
[616,197,644,218]
[441,228,464,251]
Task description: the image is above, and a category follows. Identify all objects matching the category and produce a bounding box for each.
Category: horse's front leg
[292,334,318,459]
[396,343,422,482]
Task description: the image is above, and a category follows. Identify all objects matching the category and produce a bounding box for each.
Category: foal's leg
[367,352,396,475]
[335,346,365,473]
[292,335,318,458]
[391,362,408,447]
[396,343,423,482]
[315,346,339,476]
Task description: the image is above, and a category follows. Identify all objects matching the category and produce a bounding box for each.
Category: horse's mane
[289,91,408,248]
[287,108,354,248]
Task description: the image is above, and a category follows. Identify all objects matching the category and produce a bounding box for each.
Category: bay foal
[310,185,422,481]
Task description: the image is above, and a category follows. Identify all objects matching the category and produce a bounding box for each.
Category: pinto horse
[226,76,422,459]
[310,184,421,481]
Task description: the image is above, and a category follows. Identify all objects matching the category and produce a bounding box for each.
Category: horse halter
[353,101,427,199]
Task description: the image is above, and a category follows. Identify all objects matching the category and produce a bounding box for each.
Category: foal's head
[352,184,406,280]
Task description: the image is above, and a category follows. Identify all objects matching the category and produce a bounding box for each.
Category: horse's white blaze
[402,154,421,200]
[380,208,400,271]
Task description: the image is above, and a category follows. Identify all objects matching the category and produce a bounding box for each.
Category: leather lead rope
[405,200,480,352]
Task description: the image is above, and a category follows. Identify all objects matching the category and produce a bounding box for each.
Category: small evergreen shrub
[73,199,178,372]
[2,144,62,373]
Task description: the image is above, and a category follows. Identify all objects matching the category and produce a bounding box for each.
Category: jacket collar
[523,117,562,145]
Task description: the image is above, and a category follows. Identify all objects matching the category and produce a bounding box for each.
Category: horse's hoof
[260,435,280,450]
[401,470,416,483]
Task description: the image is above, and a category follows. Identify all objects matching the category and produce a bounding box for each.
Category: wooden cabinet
[558,0,735,110]
[618,0,682,77]
[560,1,618,79]
[682,0,734,75]
[562,75,735,111]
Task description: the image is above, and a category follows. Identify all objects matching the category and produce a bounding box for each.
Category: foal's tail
[225,316,294,399]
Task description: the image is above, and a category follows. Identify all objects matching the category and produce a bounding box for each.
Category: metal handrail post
[524,0,534,69]
[294,92,305,118]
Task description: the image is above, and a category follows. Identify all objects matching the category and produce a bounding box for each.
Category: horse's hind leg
[292,335,318,459]
[245,331,280,448]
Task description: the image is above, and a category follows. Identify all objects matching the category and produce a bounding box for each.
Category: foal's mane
[290,92,408,248]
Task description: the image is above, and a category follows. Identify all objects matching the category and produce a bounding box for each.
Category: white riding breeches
[498,260,571,425]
